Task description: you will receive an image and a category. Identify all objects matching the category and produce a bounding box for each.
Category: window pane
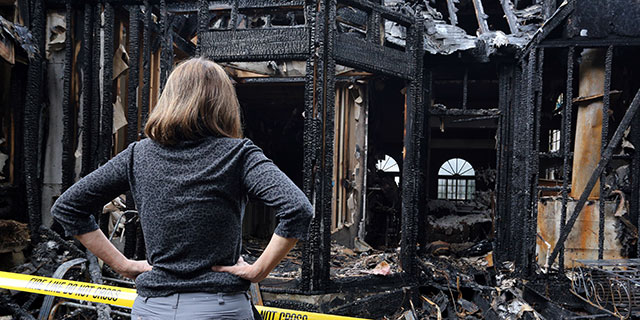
[458,180,466,200]
[447,179,455,199]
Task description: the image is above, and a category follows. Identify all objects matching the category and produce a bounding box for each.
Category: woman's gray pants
[132,292,255,320]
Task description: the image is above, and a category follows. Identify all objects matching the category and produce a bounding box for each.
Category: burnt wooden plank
[334,33,411,79]
[199,27,310,61]
[237,0,304,8]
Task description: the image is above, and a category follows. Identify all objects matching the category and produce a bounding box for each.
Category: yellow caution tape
[0,271,138,307]
[0,271,368,320]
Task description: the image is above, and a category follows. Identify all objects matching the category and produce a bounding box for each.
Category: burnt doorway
[236,82,305,239]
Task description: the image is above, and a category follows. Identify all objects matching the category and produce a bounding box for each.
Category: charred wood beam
[318,0,337,291]
[199,28,310,62]
[141,1,151,130]
[522,50,536,275]
[598,46,613,260]
[237,77,306,84]
[530,48,544,272]
[165,0,305,13]
[446,0,458,26]
[159,0,172,92]
[171,29,195,56]
[300,0,316,293]
[126,6,140,212]
[230,0,238,29]
[540,38,640,48]
[366,10,381,44]
[559,47,574,271]
[400,15,425,279]
[471,0,489,34]
[61,1,75,191]
[510,59,529,272]
[45,0,307,6]
[542,0,556,20]
[522,0,574,55]
[80,3,95,177]
[428,107,500,116]
[462,68,468,109]
[99,3,115,166]
[547,88,640,267]
[499,0,518,34]
[334,34,412,79]
[196,0,207,55]
[90,4,101,172]
[127,6,140,146]
[24,0,45,240]
[494,65,511,264]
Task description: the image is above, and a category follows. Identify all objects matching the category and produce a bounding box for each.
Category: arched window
[437,158,475,200]
[376,155,400,186]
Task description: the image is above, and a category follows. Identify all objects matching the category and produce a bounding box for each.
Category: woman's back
[54,136,311,298]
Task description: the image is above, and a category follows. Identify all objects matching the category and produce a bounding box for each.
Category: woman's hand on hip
[115,259,153,280]
[212,257,267,283]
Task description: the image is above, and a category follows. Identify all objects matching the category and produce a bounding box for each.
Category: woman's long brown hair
[144,57,242,145]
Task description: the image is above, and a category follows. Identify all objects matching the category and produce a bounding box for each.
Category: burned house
[2,0,640,318]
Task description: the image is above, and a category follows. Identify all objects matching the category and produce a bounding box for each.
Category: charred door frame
[198,0,424,291]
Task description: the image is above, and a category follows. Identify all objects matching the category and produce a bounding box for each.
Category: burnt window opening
[437,158,476,200]
[207,6,306,30]
[549,129,560,153]
[375,154,400,186]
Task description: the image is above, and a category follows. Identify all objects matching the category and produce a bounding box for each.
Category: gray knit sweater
[52,137,313,297]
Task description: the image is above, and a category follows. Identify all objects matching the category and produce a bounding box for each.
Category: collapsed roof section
[382,0,545,57]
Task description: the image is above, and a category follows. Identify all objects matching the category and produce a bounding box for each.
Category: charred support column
[159,0,173,92]
[300,0,318,293]
[138,1,151,259]
[571,49,605,200]
[99,3,114,166]
[90,4,101,172]
[521,50,537,275]
[196,0,207,56]
[140,1,151,131]
[61,2,75,191]
[559,47,575,271]
[598,46,613,259]
[80,4,95,177]
[529,48,544,273]
[400,16,424,279]
[24,0,46,239]
[127,7,140,147]
[124,6,141,258]
[311,0,336,291]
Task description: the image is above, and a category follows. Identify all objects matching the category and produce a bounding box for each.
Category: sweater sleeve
[241,140,313,240]
[51,143,134,237]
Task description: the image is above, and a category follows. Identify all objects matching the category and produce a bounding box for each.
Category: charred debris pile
[1,213,630,319]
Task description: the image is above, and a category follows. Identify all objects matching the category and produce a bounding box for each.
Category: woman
[52,57,313,319]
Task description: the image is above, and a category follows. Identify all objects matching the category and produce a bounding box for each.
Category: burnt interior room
[363,78,405,249]
[236,81,305,239]
[423,56,499,247]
